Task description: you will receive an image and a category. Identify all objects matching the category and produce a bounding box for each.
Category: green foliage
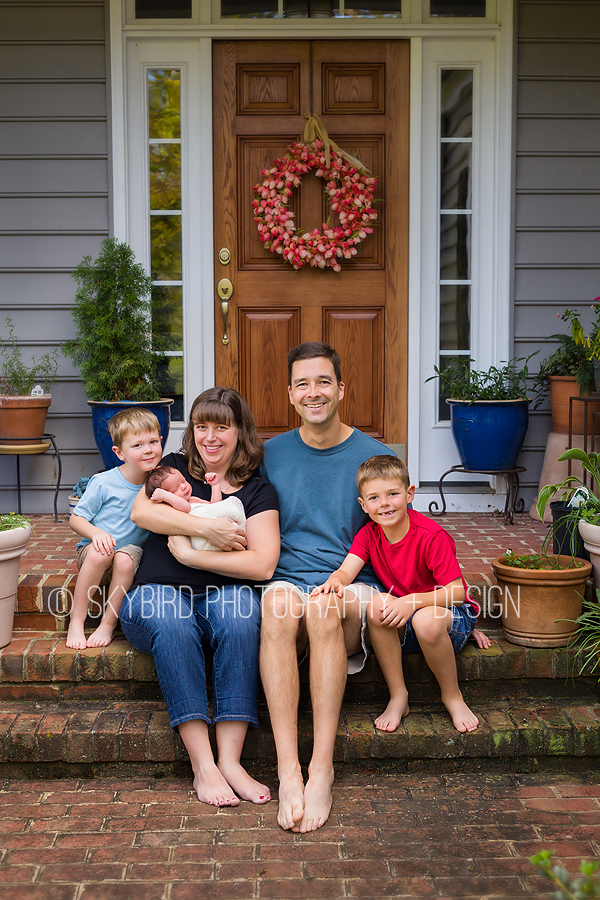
[533,305,600,400]
[501,552,584,570]
[0,512,33,532]
[568,594,600,680]
[536,449,600,523]
[63,238,163,401]
[426,354,538,404]
[0,317,59,396]
[530,850,600,898]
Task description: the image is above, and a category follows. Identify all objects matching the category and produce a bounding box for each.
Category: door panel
[213,39,409,442]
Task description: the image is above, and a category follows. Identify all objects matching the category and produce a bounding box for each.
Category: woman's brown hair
[180,387,263,485]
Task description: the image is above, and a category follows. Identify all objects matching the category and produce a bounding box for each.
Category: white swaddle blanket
[189,496,246,551]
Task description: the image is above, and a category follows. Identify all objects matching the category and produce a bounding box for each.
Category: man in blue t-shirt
[261,342,389,835]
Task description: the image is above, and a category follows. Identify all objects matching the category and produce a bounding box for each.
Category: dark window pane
[440,285,470,351]
[150,144,181,210]
[437,356,470,420]
[156,356,184,422]
[136,0,191,17]
[148,70,181,140]
[284,1,336,15]
[152,286,183,352]
[344,2,401,15]
[441,70,472,138]
[430,0,486,15]
[150,216,182,281]
[221,1,278,16]
[440,213,470,281]
[441,141,471,210]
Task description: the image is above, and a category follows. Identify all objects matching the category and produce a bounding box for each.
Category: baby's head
[108,407,161,451]
[356,455,415,525]
[145,465,192,500]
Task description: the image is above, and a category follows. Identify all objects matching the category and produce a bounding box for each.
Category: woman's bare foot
[374,693,410,732]
[66,622,87,650]
[296,767,334,833]
[193,763,241,807]
[86,621,115,648]
[277,771,305,830]
[442,692,479,733]
[218,760,271,804]
[472,629,492,649]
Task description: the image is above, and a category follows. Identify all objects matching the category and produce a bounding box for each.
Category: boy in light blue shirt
[67,408,162,650]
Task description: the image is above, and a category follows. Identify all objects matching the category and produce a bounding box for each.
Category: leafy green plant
[501,551,584,570]
[530,850,600,898]
[567,595,600,680]
[0,317,59,396]
[426,354,539,405]
[532,308,597,400]
[63,238,166,402]
[0,512,33,532]
[536,449,600,525]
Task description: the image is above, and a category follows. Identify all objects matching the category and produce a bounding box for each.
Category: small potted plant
[492,550,591,648]
[532,304,600,434]
[0,317,59,445]
[63,238,173,468]
[426,354,538,471]
[0,511,33,648]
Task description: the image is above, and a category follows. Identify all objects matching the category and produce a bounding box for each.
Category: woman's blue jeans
[120,583,261,729]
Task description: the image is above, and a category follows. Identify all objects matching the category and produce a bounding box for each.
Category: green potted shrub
[426,355,538,471]
[0,512,33,648]
[491,550,591,648]
[0,317,59,445]
[63,238,173,468]
[532,304,600,434]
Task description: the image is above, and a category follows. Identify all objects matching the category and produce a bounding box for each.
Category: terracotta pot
[0,395,51,445]
[492,553,591,648]
[578,520,600,591]
[0,524,32,648]
[548,376,600,434]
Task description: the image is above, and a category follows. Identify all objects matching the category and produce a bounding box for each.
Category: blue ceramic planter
[447,399,529,471]
[88,399,174,469]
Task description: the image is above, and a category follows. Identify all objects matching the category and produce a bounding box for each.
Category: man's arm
[309,553,366,598]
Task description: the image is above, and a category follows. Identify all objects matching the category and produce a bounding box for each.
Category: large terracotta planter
[548,376,600,434]
[0,524,32,648]
[0,395,51,445]
[578,520,600,591]
[492,554,591,648]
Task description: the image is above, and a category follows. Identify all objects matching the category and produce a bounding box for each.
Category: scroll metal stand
[0,433,62,522]
[428,465,526,525]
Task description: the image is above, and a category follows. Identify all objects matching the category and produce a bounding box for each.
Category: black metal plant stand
[428,464,526,525]
[0,433,62,522]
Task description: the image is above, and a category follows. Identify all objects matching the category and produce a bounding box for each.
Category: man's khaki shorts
[76,543,144,586]
[262,580,376,675]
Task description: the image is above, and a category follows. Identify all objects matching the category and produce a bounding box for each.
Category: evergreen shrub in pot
[63,238,173,468]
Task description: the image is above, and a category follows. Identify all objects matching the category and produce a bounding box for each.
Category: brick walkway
[1,771,599,898]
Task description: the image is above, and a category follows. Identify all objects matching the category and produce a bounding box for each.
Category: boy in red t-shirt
[311,455,487,735]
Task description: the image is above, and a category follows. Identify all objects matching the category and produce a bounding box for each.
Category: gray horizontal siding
[0,0,109,514]
[515,0,600,500]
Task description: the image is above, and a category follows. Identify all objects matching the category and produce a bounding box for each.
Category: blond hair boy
[312,455,485,734]
[67,408,162,649]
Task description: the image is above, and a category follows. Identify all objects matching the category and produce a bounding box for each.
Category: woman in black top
[122,387,279,807]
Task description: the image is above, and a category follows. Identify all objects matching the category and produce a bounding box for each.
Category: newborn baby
[145,465,246,551]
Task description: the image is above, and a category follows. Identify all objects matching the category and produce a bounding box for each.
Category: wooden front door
[213,39,409,443]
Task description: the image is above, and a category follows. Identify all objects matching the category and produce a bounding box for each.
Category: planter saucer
[0,440,51,454]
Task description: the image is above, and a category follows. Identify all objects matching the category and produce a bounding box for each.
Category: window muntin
[437,68,473,421]
[148,69,184,421]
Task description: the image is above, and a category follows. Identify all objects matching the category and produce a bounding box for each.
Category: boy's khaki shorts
[76,543,144,586]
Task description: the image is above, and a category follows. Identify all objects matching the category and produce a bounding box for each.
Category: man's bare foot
[296,767,333,833]
[86,622,115,648]
[66,622,87,650]
[218,760,271,804]
[277,771,305,830]
[472,629,492,649]
[374,693,410,732]
[193,764,240,807]
[442,693,479,733]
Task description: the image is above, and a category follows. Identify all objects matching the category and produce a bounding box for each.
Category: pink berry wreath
[252,138,378,272]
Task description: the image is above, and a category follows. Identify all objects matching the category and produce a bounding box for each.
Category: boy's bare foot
[86,622,115,648]
[442,693,479,733]
[374,693,410,732]
[277,771,305,830]
[217,760,271,804]
[66,622,87,650]
[193,764,240,807]
[472,629,492,649]
[296,767,333,833]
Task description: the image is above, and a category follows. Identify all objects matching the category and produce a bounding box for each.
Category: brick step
[1,698,600,772]
[1,628,597,705]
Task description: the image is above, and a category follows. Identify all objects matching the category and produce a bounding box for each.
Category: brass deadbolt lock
[218,247,231,265]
